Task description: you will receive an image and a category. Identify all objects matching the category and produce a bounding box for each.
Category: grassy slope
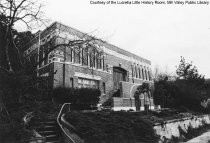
[64,111,159,143]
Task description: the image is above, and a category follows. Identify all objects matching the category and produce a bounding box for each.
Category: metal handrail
[57,103,75,143]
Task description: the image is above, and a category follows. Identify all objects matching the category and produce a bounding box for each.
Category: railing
[57,103,76,143]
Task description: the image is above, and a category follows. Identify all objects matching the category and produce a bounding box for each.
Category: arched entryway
[113,67,127,90]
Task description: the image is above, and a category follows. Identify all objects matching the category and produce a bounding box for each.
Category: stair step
[45,141,60,143]
[35,121,57,126]
[46,134,58,138]
[39,130,59,136]
[45,134,59,142]
[37,121,57,124]
[36,126,58,131]
[36,119,56,122]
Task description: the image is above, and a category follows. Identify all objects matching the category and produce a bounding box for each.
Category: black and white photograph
[0,0,210,142]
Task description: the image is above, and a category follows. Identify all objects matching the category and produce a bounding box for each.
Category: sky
[20,0,210,78]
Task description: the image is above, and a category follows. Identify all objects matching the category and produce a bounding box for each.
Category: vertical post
[130,97,132,107]
[37,32,41,77]
[63,46,66,87]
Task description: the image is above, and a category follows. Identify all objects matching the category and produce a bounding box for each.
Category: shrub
[154,78,207,113]
[102,97,113,107]
[52,87,100,110]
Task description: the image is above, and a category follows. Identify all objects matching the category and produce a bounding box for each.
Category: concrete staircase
[35,114,63,143]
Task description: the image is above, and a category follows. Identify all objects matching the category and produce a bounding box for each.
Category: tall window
[82,49,88,66]
[148,71,151,81]
[103,82,106,94]
[74,46,80,64]
[39,45,44,67]
[142,69,144,80]
[89,49,96,68]
[138,67,141,79]
[145,69,148,80]
[66,48,73,62]
[135,65,138,78]
[131,65,135,78]
[96,52,102,69]
[70,78,74,88]
[102,56,105,70]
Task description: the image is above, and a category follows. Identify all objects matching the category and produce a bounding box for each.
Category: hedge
[52,87,100,110]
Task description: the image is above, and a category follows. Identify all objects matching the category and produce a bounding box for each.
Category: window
[135,65,138,78]
[70,78,74,88]
[89,49,96,68]
[74,47,80,64]
[39,46,44,67]
[78,78,99,89]
[142,69,144,80]
[103,82,106,94]
[66,48,73,62]
[71,49,73,62]
[138,67,141,79]
[82,49,88,66]
[145,69,148,80]
[96,52,102,69]
[131,65,135,78]
[148,71,151,81]
[102,56,105,70]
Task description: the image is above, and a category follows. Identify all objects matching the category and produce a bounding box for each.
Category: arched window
[145,69,148,80]
[135,65,138,78]
[74,46,80,64]
[142,69,144,80]
[148,71,151,81]
[138,67,141,79]
[96,52,102,69]
[82,48,88,66]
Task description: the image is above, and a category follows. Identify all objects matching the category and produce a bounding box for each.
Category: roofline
[26,21,151,65]
[54,21,151,65]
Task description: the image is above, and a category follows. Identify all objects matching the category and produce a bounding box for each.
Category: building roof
[54,22,151,65]
[26,21,151,65]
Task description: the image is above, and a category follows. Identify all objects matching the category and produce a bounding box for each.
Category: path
[187,130,210,143]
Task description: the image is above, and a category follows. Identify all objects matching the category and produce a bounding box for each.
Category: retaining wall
[153,114,210,142]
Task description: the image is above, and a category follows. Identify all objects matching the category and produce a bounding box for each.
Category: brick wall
[25,22,154,106]
[53,62,113,102]
[120,81,142,98]
[113,98,154,108]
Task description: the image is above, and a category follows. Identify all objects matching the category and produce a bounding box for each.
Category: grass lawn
[64,111,160,143]
[63,109,202,143]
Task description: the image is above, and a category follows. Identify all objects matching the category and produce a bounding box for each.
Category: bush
[154,78,207,113]
[52,87,100,110]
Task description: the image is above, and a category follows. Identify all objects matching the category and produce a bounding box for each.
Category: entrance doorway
[113,67,127,90]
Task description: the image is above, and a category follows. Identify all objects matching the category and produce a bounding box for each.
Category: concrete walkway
[187,130,210,143]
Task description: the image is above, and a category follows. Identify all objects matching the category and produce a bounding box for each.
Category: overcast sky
[27,0,210,78]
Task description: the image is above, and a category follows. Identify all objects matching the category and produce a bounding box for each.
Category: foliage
[176,56,205,87]
[64,111,159,143]
[0,0,45,72]
[174,122,210,142]
[112,89,120,97]
[154,57,207,112]
[102,97,113,107]
[52,87,100,110]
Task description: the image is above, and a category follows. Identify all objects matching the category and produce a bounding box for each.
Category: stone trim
[74,72,101,81]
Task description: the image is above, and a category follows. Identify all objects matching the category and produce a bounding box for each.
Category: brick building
[24,22,154,110]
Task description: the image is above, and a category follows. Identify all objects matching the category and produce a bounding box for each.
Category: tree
[154,56,207,111]
[0,0,46,72]
[153,65,176,82]
[176,56,205,87]
[0,1,106,141]
[0,0,105,114]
